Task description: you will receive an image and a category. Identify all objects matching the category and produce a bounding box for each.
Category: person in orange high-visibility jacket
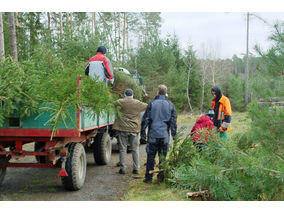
[211,86,232,140]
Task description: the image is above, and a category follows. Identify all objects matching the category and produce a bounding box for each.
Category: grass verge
[123,112,250,201]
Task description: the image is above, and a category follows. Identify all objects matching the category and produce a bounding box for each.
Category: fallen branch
[149,169,164,174]
[186,190,209,198]
[260,167,281,174]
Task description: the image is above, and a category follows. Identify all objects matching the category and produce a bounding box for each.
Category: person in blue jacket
[141,85,177,183]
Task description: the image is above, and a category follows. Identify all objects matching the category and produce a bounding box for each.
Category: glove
[218,126,227,133]
[140,131,147,144]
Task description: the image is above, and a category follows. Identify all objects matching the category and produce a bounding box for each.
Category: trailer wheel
[0,156,7,186]
[34,142,48,163]
[0,167,6,186]
[93,132,112,165]
[61,143,86,191]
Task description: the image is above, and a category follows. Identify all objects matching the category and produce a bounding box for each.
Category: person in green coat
[113,88,148,175]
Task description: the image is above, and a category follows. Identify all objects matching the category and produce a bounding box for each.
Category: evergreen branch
[275,154,284,163]
[176,181,202,187]
[219,166,281,175]
[220,167,248,174]
[50,99,70,140]
[14,85,36,102]
[1,81,12,91]
[235,150,249,157]
[0,96,8,100]
[260,167,281,174]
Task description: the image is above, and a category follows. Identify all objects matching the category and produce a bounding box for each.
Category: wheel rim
[105,136,111,161]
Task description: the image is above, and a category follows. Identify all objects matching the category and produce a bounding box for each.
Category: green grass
[47,188,57,193]
[177,113,201,124]
[230,112,251,137]
[122,168,189,201]
[123,112,251,201]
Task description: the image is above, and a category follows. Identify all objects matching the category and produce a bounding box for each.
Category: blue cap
[97,46,106,54]
[125,88,133,96]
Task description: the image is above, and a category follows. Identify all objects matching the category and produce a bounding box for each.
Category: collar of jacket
[96,52,105,56]
[154,95,167,100]
[219,95,227,104]
[212,95,226,103]
[124,96,133,99]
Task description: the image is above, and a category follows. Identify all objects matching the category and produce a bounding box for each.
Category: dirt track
[0,144,146,201]
[0,123,194,201]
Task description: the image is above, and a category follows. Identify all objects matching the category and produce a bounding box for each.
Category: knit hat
[97,46,107,54]
[124,88,133,96]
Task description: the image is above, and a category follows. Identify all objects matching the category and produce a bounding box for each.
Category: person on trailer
[85,46,114,84]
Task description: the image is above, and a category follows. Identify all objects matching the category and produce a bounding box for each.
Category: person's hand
[218,126,227,133]
[140,131,147,144]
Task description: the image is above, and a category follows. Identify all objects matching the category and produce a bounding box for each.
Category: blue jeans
[145,136,169,181]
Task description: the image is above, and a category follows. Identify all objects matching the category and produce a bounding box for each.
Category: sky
[160,12,284,59]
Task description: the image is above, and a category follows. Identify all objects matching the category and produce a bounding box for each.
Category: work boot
[143,178,152,184]
[119,169,126,174]
[157,172,164,182]
[132,169,139,174]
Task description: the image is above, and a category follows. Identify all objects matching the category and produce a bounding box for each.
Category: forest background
[0,11,283,201]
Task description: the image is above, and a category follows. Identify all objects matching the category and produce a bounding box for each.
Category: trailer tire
[0,155,7,185]
[93,132,112,165]
[61,143,86,191]
[0,167,6,186]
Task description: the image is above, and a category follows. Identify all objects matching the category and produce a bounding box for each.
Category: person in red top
[190,109,214,151]
[85,46,114,80]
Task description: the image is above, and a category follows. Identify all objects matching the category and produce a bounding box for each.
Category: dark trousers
[145,137,169,181]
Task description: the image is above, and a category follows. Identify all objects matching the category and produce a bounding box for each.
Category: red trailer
[0,76,115,190]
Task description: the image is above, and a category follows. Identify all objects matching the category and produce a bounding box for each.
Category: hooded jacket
[113,96,148,133]
[190,115,214,143]
[141,95,177,139]
[211,86,232,131]
[86,52,113,79]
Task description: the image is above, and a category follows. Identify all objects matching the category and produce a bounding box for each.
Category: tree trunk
[47,12,51,29]
[0,12,5,60]
[126,18,129,62]
[15,12,18,27]
[122,12,126,64]
[186,66,193,112]
[245,12,250,106]
[59,12,63,41]
[92,12,94,34]
[118,13,121,64]
[8,12,18,61]
[145,13,149,42]
[93,12,96,35]
[69,12,73,39]
[98,13,117,59]
[211,60,216,85]
[200,62,206,113]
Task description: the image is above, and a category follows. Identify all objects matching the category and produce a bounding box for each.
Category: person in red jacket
[85,46,114,81]
[190,110,214,150]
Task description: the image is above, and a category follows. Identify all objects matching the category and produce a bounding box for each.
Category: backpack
[85,60,114,85]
